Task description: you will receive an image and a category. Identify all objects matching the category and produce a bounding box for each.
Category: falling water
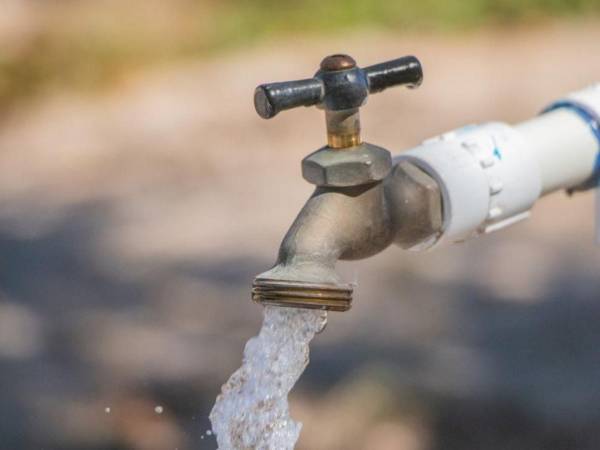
[210,306,327,450]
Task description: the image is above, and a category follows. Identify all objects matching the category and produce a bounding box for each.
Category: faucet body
[253,152,444,311]
[252,54,600,311]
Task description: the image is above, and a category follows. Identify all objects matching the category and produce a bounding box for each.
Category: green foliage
[215,0,600,38]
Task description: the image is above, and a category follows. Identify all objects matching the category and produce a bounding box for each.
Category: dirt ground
[1,21,600,450]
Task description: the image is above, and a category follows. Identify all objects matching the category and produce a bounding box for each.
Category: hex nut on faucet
[302,143,393,187]
[386,160,444,249]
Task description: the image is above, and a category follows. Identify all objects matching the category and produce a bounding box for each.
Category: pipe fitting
[385,161,444,250]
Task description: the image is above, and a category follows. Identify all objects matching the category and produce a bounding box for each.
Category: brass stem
[326,109,361,149]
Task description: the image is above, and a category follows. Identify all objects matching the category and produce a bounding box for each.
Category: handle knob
[364,56,423,93]
[254,78,323,119]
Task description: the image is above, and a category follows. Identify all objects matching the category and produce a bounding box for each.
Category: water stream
[210,306,327,450]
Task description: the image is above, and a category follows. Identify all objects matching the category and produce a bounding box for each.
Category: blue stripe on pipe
[543,100,600,191]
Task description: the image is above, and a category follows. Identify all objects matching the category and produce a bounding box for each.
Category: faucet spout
[253,181,394,311]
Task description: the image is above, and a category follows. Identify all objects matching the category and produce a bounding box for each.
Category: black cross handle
[254,54,423,119]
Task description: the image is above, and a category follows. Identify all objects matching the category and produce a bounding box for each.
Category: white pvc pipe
[516,108,598,195]
[397,84,600,247]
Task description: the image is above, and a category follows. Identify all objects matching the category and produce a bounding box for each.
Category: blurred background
[1,1,600,449]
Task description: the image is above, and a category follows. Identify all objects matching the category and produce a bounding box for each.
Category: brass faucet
[252,54,442,312]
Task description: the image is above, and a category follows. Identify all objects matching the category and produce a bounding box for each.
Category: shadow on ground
[0,199,599,450]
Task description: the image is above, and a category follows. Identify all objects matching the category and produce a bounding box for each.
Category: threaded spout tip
[252,278,353,312]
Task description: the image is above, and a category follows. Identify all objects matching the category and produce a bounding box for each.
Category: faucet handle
[255,54,422,149]
[254,54,422,119]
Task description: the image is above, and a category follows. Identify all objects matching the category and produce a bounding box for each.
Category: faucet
[252,54,444,311]
[251,54,600,312]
